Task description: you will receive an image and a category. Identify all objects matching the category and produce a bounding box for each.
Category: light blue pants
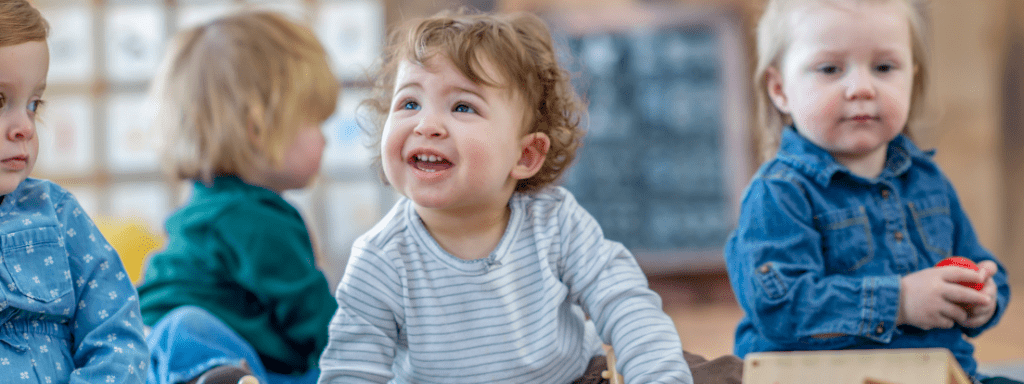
[146,305,320,384]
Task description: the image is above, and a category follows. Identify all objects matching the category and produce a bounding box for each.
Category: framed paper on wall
[42,5,94,84]
[322,88,373,174]
[106,92,161,174]
[109,182,170,235]
[315,0,383,81]
[247,0,307,21]
[177,2,237,30]
[35,95,95,178]
[105,4,166,83]
[322,181,383,276]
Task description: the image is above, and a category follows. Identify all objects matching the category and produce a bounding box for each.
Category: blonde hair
[0,0,48,47]
[362,9,586,193]
[151,10,339,184]
[754,0,930,161]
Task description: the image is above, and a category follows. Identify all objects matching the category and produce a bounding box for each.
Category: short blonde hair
[362,9,586,193]
[151,10,339,184]
[0,0,48,47]
[754,0,930,161]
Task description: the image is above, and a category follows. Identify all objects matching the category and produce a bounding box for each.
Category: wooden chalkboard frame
[545,5,753,275]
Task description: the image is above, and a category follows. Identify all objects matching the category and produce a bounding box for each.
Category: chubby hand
[897,262,991,330]
[958,260,999,328]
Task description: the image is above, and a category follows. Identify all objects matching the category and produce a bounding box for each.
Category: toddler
[0,0,148,382]
[318,9,691,384]
[136,10,339,384]
[725,0,1016,383]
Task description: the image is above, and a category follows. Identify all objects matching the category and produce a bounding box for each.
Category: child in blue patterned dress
[0,0,148,382]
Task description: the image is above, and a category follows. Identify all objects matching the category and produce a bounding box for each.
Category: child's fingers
[977,260,999,278]
[937,266,986,287]
[937,301,968,328]
[942,283,990,306]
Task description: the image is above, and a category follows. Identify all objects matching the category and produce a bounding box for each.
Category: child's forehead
[0,41,49,89]
[395,52,519,96]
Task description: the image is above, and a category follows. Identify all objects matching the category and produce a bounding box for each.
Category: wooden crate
[742,348,972,384]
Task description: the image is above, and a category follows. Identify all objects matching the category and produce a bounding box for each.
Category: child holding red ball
[725,0,1013,382]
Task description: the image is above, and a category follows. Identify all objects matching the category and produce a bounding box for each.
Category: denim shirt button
[881,189,890,199]
[894,231,904,241]
[758,263,771,274]
[875,323,885,334]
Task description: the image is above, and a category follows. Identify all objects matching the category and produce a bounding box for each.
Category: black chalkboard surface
[548,6,752,274]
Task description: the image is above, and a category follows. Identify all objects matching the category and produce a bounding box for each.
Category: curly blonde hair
[754,0,930,161]
[150,10,339,184]
[362,9,586,193]
[0,0,48,47]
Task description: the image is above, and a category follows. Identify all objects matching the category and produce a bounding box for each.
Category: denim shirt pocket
[908,195,953,259]
[814,206,873,273]
[1,227,73,304]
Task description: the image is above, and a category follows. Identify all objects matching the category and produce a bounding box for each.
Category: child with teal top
[0,1,148,382]
[136,10,340,384]
[725,0,1017,382]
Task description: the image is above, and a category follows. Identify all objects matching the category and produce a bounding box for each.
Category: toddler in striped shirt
[318,9,691,384]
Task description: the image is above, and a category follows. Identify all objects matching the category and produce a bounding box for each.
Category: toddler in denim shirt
[0,1,147,382]
[725,0,1015,383]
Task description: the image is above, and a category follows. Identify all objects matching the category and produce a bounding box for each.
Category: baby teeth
[416,154,441,162]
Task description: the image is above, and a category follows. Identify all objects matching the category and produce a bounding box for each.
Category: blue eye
[453,103,476,114]
[28,100,43,113]
[875,64,894,73]
[402,100,420,110]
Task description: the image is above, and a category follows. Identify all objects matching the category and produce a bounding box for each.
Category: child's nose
[413,113,447,138]
[845,67,876,100]
[5,113,36,142]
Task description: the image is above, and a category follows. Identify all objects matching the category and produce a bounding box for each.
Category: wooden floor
[649,273,1024,364]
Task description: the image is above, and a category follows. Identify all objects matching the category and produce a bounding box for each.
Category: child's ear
[765,66,791,114]
[511,132,550,180]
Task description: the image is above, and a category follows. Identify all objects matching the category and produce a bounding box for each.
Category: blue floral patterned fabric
[0,178,147,383]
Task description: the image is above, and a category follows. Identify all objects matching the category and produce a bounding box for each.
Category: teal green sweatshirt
[138,177,337,374]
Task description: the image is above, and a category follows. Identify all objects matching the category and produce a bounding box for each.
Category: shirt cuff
[860,275,901,343]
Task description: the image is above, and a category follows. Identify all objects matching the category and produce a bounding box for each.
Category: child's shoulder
[13,178,75,208]
[511,185,580,214]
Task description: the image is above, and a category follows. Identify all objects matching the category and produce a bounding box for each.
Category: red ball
[935,256,983,290]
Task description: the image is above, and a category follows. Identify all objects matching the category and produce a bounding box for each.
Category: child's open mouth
[410,154,453,173]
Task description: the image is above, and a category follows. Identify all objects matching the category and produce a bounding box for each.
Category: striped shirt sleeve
[319,243,402,384]
[557,193,693,384]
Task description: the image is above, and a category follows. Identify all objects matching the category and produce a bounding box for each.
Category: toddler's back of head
[152,10,339,185]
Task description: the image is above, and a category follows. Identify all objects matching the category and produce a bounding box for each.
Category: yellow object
[742,348,971,384]
[93,216,164,284]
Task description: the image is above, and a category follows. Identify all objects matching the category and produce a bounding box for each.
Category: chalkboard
[548,6,752,274]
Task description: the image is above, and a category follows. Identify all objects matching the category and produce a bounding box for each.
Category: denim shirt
[725,128,1011,380]
[0,178,147,383]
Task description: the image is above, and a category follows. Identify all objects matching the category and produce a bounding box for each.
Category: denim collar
[775,126,934,187]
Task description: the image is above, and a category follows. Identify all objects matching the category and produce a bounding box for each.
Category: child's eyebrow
[451,86,485,100]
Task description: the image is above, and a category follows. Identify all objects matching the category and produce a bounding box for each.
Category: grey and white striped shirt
[319,187,691,384]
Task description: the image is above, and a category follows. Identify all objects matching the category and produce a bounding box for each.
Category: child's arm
[942,179,1011,335]
[319,244,400,384]
[726,177,899,349]
[559,195,692,384]
[59,194,148,383]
